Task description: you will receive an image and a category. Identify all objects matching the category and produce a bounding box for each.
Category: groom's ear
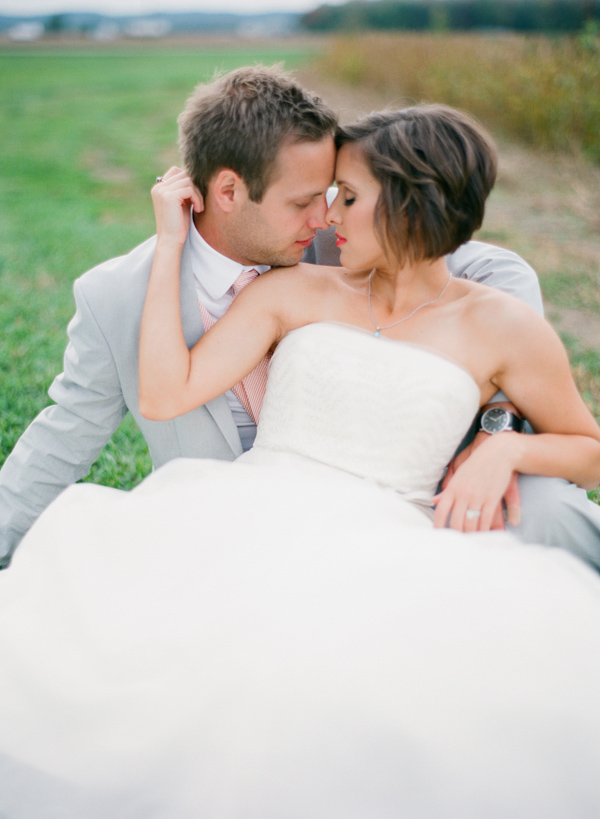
[211,169,247,214]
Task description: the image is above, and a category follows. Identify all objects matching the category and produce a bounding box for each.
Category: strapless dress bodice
[247,323,480,503]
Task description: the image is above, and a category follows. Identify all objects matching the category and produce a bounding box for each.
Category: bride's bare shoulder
[460,278,555,344]
[263,263,348,292]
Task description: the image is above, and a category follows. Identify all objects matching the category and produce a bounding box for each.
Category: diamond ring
[155,176,164,183]
[465,509,482,520]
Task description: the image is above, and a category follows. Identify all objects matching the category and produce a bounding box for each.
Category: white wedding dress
[2,322,600,818]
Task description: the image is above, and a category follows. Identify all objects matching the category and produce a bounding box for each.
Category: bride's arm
[493,310,600,488]
[139,169,285,421]
[434,297,600,531]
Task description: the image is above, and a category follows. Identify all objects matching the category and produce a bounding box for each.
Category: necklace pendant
[374,329,381,338]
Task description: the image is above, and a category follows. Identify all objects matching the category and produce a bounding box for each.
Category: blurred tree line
[302,1,600,33]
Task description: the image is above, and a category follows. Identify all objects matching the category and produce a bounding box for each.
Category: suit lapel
[178,236,243,458]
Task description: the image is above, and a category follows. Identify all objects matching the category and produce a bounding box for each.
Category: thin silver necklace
[367,267,452,337]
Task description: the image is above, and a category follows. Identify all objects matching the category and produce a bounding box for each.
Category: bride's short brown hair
[335,104,497,265]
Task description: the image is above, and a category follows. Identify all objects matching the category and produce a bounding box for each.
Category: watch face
[481,407,509,433]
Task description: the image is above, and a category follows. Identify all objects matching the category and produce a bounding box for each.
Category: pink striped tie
[197,269,271,424]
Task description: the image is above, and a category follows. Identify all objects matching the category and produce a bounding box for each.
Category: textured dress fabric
[1,322,600,819]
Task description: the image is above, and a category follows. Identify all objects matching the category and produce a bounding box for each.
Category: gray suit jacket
[0,227,542,565]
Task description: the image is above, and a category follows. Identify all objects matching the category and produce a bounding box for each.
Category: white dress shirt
[188,219,269,452]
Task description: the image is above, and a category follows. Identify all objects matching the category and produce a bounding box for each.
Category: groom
[1,65,599,569]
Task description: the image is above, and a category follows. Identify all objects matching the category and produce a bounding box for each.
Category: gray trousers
[509,475,600,571]
[448,420,600,571]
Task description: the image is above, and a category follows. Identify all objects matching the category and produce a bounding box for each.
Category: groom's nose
[306,197,329,231]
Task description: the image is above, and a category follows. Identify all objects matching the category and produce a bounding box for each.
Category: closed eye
[335,181,356,207]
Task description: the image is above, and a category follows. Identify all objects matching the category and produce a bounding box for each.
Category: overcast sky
[0,0,329,15]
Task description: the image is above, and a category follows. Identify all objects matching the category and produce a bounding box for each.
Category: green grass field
[0,43,317,487]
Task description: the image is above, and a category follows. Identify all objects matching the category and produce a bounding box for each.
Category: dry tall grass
[319,31,600,160]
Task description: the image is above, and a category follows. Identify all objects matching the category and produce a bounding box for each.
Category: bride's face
[327,143,390,273]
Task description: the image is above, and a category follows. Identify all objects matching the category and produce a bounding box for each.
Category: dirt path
[299,70,600,352]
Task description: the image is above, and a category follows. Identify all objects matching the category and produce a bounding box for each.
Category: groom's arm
[0,279,127,567]
[445,240,544,314]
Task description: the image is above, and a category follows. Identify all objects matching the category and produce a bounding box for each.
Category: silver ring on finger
[465,509,482,520]
[155,176,164,183]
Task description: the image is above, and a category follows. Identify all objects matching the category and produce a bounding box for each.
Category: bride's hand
[440,432,521,531]
[432,433,522,533]
[151,167,204,249]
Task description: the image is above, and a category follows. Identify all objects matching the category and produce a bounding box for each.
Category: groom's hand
[441,433,521,531]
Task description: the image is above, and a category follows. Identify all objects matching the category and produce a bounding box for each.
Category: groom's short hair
[335,104,497,265]
[178,65,337,203]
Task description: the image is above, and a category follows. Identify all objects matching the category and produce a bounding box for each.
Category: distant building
[90,21,121,42]
[124,18,171,38]
[8,21,44,42]
[237,17,296,39]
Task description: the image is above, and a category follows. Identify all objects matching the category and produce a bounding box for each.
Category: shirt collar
[189,217,270,301]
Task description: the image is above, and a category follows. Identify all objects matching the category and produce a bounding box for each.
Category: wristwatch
[478,406,524,434]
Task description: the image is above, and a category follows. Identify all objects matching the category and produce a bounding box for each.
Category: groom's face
[227,135,336,267]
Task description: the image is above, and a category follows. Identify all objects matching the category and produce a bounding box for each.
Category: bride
[1,104,600,818]
[140,105,600,531]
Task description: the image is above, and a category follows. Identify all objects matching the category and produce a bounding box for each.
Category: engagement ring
[465,509,482,520]
[155,176,163,183]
